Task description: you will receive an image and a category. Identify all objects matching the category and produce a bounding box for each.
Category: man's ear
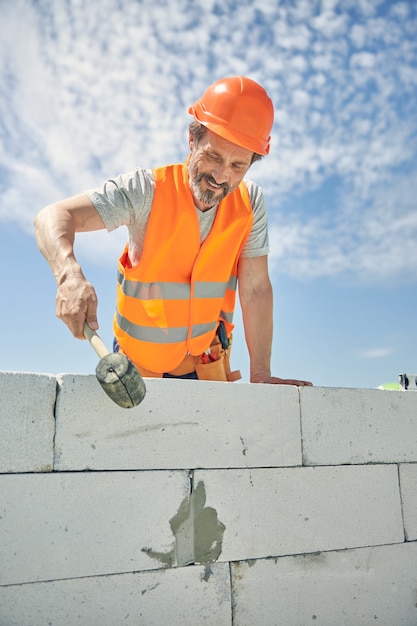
[188,131,195,151]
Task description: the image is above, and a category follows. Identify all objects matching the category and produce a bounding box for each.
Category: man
[35,76,312,386]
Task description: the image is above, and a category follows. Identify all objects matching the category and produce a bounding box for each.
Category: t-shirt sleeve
[85,168,155,232]
[240,179,270,258]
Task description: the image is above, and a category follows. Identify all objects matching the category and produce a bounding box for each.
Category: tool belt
[194,332,241,382]
[124,323,241,382]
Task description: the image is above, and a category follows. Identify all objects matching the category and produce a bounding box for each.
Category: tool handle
[83,323,111,360]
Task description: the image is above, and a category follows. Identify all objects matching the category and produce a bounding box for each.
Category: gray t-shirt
[86,167,269,267]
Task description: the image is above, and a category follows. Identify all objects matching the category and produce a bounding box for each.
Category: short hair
[188,121,263,164]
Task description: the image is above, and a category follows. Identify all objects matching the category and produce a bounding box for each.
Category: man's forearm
[240,282,274,382]
[34,203,83,285]
[34,195,106,337]
[35,194,105,284]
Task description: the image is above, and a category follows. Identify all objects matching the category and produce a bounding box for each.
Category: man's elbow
[239,280,273,307]
[34,204,49,239]
[34,203,55,238]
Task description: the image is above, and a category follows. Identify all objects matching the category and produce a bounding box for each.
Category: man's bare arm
[34,193,106,339]
[238,255,312,386]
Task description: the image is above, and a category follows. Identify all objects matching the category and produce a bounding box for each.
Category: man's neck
[195,202,218,213]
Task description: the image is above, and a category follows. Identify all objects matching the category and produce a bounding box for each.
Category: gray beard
[192,185,220,207]
[190,171,231,208]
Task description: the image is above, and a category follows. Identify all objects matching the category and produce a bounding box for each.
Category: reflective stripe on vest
[116,310,217,344]
[114,161,253,373]
[117,271,237,300]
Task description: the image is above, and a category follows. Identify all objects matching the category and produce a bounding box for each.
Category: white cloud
[350,51,376,69]
[268,166,417,282]
[358,348,394,359]
[390,2,410,20]
[311,9,349,38]
[349,23,367,48]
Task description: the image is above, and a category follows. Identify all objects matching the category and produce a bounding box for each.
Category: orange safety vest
[113,161,254,373]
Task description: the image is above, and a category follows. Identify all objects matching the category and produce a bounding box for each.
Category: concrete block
[193,465,404,562]
[231,542,417,626]
[399,463,417,540]
[0,372,55,473]
[54,376,301,470]
[301,386,417,465]
[0,563,232,626]
[0,471,190,585]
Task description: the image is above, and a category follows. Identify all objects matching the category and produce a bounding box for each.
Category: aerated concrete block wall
[1,371,417,625]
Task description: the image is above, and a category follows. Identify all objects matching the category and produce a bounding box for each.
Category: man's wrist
[251,371,271,383]
[56,266,84,286]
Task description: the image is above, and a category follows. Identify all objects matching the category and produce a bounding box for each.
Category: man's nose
[211,164,229,184]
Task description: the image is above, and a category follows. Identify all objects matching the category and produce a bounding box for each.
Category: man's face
[188,128,253,211]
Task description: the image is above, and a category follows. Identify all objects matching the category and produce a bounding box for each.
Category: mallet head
[95,352,146,408]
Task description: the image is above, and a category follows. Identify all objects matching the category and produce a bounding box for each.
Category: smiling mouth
[190,170,231,207]
[203,175,227,191]
[206,180,222,190]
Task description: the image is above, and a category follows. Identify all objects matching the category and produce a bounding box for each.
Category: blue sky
[1,0,416,389]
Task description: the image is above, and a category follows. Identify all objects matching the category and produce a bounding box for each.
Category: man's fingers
[253,376,313,386]
[56,277,99,339]
[85,309,99,332]
[270,377,313,386]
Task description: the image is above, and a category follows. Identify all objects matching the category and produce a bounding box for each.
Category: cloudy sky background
[1,0,416,388]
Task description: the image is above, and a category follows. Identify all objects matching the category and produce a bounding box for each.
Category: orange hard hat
[188,76,274,156]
